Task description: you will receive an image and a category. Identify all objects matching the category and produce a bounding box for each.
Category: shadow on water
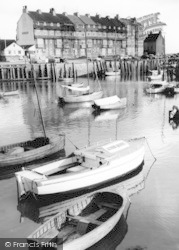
[0,150,66,180]
[16,159,149,250]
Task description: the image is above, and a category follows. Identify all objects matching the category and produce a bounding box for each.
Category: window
[8,51,11,54]
[18,51,21,54]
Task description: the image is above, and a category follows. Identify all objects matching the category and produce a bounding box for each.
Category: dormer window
[109,26,111,29]
[57,23,60,27]
[44,22,46,26]
[103,26,106,29]
[118,27,121,30]
[50,22,53,26]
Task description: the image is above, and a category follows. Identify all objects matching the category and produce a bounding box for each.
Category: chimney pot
[62,12,67,16]
[23,6,28,13]
[74,12,79,17]
[50,8,56,16]
[37,9,42,14]
[85,13,90,18]
[96,14,101,18]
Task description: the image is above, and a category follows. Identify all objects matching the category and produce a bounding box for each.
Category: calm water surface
[0,77,179,250]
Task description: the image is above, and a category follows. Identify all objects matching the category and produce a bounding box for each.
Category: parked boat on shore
[27,191,128,250]
[15,137,145,200]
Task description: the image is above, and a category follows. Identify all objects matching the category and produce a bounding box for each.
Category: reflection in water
[17,161,149,249]
[1,78,179,249]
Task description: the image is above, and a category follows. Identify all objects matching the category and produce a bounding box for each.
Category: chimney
[96,14,101,18]
[74,12,79,17]
[106,16,110,19]
[50,8,56,16]
[85,14,90,18]
[62,12,67,16]
[115,14,119,20]
[37,9,42,14]
[23,6,28,13]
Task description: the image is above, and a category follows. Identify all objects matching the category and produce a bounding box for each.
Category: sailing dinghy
[16,138,145,199]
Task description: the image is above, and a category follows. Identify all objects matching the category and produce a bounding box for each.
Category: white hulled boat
[27,191,128,250]
[16,138,145,199]
[92,95,127,111]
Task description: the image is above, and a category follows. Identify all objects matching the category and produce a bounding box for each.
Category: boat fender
[170,105,179,119]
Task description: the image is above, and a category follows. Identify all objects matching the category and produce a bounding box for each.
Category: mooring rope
[145,137,157,161]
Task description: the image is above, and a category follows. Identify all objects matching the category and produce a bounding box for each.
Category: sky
[0,0,179,54]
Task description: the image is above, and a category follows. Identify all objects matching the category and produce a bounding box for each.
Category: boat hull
[60,91,103,103]
[0,90,19,97]
[0,134,65,168]
[63,193,128,250]
[92,96,127,111]
[27,192,128,250]
[105,71,120,76]
[16,138,145,199]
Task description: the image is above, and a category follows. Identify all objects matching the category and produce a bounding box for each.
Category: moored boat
[15,137,145,199]
[92,95,127,111]
[59,90,103,104]
[105,70,121,76]
[146,80,168,94]
[0,90,19,97]
[0,133,65,168]
[59,77,74,83]
[27,191,128,250]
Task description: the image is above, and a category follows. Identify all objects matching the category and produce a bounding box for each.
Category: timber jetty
[0,58,178,82]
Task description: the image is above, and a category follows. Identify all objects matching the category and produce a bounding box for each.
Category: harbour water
[0,76,179,250]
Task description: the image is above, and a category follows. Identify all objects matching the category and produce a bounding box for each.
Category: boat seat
[67,208,106,233]
[57,225,76,241]
[96,201,119,210]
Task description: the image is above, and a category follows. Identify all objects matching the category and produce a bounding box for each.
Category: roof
[0,40,16,51]
[67,15,84,25]
[144,33,160,42]
[79,15,96,25]
[28,11,74,26]
[91,15,119,32]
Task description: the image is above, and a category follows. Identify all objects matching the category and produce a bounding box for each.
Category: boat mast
[114,26,117,72]
[31,64,47,139]
[84,24,90,87]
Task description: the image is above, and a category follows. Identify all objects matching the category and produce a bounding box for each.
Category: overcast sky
[0,0,178,53]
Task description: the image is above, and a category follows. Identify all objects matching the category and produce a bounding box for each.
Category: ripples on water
[0,77,179,249]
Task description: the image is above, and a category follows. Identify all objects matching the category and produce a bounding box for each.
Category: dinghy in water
[16,137,145,199]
